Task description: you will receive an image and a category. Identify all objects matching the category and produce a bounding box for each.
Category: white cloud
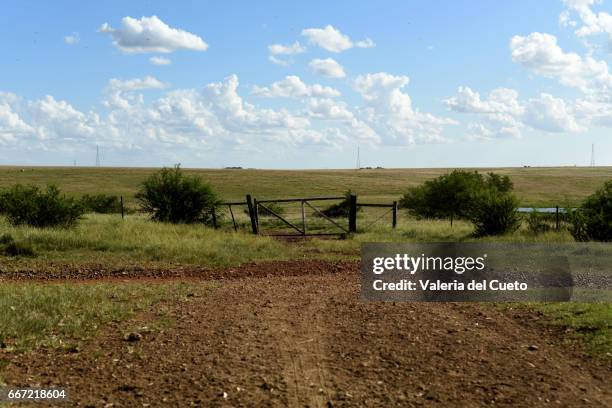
[510,32,612,92]
[562,0,612,38]
[252,76,341,98]
[64,32,80,45]
[353,72,456,143]
[308,58,346,78]
[445,86,523,116]
[268,41,306,55]
[99,16,208,53]
[301,25,375,52]
[150,56,172,65]
[104,76,168,110]
[307,98,354,120]
[523,93,582,133]
[267,41,306,66]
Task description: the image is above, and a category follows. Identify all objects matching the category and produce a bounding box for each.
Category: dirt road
[3,261,611,407]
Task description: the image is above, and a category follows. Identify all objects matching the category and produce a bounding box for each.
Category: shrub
[135,165,219,224]
[257,202,285,217]
[526,211,552,234]
[570,180,612,241]
[80,194,122,214]
[468,190,521,237]
[400,170,513,226]
[322,190,359,218]
[0,184,84,228]
[0,234,36,257]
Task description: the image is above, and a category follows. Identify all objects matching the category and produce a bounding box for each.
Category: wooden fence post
[349,194,357,233]
[555,205,560,231]
[392,201,397,229]
[211,206,218,229]
[120,195,124,220]
[246,194,258,235]
[301,200,306,235]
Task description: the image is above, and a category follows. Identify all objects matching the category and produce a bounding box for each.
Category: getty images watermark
[361,243,612,302]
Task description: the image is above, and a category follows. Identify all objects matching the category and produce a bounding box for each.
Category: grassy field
[1,166,611,207]
[0,166,610,360]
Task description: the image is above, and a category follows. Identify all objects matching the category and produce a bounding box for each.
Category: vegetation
[570,180,612,241]
[322,190,359,217]
[467,188,521,236]
[1,166,610,208]
[527,303,611,358]
[256,202,285,217]
[0,184,84,228]
[0,282,212,351]
[136,165,219,224]
[400,170,518,235]
[80,193,122,214]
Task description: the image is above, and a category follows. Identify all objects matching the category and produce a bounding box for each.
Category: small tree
[400,170,484,226]
[0,184,84,228]
[570,180,612,241]
[467,189,521,236]
[80,194,122,214]
[136,165,219,224]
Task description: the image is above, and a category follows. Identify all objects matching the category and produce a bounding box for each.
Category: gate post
[555,205,560,231]
[246,194,258,235]
[211,206,218,229]
[349,194,357,233]
[392,201,397,229]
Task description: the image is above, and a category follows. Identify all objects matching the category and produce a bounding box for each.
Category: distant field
[0,166,611,207]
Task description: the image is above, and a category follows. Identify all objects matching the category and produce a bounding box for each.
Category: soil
[2,260,611,407]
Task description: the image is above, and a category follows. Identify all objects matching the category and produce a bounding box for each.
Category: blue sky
[1,0,611,168]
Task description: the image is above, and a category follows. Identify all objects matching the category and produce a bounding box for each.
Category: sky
[1,0,612,168]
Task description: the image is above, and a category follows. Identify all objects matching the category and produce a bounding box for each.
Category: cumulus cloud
[523,93,582,133]
[267,41,306,66]
[510,32,612,92]
[99,16,208,53]
[353,72,456,143]
[561,0,612,38]
[252,76,341,98]
[301,25,375,52]
[150,56,172,65]
[308,58,346,78]
[307,98,354,120]
[445,86,582,136]
[64,32,80,45]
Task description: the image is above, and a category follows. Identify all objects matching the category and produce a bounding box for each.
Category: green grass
[1,166,611,207]
[0,281,213,352]
[525,303,611,359]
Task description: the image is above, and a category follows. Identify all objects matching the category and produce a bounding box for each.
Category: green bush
[256,202,285,217]
[400,170,513,226]
[570,180,612,241]
[0,234,36,257]
[468,190,521,237]
[526,211,553,234]
[322,190,359,218]
[135,165,219,224]
[80,194,122,214]
[0,184,84,228]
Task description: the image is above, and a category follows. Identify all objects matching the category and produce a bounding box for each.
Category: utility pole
[96,145,100,167]
[356,145,361,169]
[590,143,595,167]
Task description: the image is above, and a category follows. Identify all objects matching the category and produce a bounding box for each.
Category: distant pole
[96,145,101,167]
[590,143,595,167]
[555,205,560,231]
[356,145,361,169]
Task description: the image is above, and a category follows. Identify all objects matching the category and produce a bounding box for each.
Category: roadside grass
[522,303,611,359]
[0,281,214,352]
[0,214,298,270]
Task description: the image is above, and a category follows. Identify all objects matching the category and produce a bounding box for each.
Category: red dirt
[2,261,611,407]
